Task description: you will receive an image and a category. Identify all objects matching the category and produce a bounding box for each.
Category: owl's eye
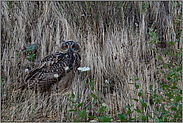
[72,45,75,49]
[65,45,68,49]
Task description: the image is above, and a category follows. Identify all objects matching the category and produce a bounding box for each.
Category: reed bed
[1,1,182,122]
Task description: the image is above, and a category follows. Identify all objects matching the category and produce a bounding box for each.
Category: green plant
[65,67,111,122]
[1,76,4,97]
[118,78,149,122]
[149,27,182,121]
[148,28,160,45]
[24,44,36,69]
[173,1,182,24]
[118,11,182,121]
[142,2,147,14]
[118,74,182,122]
[15,47,24,67]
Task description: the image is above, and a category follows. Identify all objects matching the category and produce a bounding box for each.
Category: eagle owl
[19,40,81,92]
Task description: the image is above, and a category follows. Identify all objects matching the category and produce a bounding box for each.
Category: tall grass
[1,1,182,121]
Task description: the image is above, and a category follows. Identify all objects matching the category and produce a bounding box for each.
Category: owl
[18,40,81,93]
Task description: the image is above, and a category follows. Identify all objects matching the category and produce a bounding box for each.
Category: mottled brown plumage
[18,41,81,92]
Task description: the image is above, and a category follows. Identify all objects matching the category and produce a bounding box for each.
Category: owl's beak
[69,48,71,52]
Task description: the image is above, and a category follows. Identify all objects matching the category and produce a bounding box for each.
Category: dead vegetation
[1,1,182,122]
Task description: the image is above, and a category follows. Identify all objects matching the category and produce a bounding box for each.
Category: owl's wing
[24,52,69,88]
[21,51,81,91]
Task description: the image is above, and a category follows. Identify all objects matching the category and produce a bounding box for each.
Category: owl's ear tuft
[61,41,66,50]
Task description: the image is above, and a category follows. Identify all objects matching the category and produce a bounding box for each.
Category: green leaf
[173,88,179,93]
[128,118,135,122]
[118,114,126,121]
[163,84,169,88]
[26,58,31,61]
[100,116,111,122]
[164,64,168,68]
[177,105,182,113]
[157,55,163,61]
[155,99,160,104]
[158,113,162,116]
[154,89,157,93]
[71,94,75,98]
[170,71,175,76]
[174,115,178,118]
[169,41,175,45]
[67,98,75,103]
[171,85,177,89]
[178,29,182,33]
[152,48,158,53]
[177,65,182,72]
[149,41,153,44]
[171,107,177,111]
[125,105,131,108]
[179,48,182,52]
[136,85,139,89]
[99,106,104,113]
[141,99,144,104]
[175,39,179,42]
[170,102,176,107]
[149,85,153,90]
[160,70,165,73]
[175,95,182,102]
[134,109,142,113]
[136,83,140,85]
[163,117,168,122]
[133,98,139,102]
[79,110,86,118]
[142,103,147,108]
[177,52,181,58]
[156,40,161,43]
[165,93,173,99]
[142,115,147,122]
[149,28,153,32]
[147,113,153,119]
[166,75,171,80]
[91,86,94,91]
[127,109,133,114]
[168,52,175,57]
[135,78,139,81]
[91,92,96,98]
[25,44,36,52]
[179,47,182,52]
[138,92,142,97]
[88,116,96,119]
[96,89,101,95]
[69,109,77,112]
[170,32,175,36]
[163,48,169,55]
[91,80,95,86]
[77,102,84,108]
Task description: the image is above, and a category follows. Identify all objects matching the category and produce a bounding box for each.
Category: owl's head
[61,40,81,53]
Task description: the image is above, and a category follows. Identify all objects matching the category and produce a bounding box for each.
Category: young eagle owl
[19,40,81,92]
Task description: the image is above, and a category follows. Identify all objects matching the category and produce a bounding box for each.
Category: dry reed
[1,1,182,122]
